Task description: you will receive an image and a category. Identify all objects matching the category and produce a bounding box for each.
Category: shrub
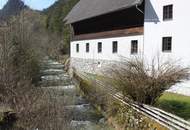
[106,57,190,105]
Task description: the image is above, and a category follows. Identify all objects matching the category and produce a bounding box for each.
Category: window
[131,40,138,54]
[76,44,79,53]
[162,37,172,52]
[98,42,102,53]
[112,41,118,53]
[86,43,89,53]
[163,4,173,20]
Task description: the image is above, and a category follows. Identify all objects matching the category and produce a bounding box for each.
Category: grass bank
[73,72,168,130]
[156,92,190,120]
[85,73,190,121]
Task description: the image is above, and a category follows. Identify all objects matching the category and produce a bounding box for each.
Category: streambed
[40,58,114,130]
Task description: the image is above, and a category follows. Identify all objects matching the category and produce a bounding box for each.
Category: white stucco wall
[70,35,144,61]
[144,0,190,66]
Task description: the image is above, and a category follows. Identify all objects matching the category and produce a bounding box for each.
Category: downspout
[136,4,144,14]
[136,3,145,59]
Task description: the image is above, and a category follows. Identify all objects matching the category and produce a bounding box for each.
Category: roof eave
[64,0,143,24]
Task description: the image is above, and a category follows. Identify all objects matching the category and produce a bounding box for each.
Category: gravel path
[167,80,190,96]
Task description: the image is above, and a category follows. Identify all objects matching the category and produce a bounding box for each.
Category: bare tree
[0,10,69,130]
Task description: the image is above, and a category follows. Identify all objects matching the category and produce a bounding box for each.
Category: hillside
[43,0,79,55]
[44,0,78,34]
[0,0,79,56]
[0,0,28,21]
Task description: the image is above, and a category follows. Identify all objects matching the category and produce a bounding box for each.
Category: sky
[0,0,57,10]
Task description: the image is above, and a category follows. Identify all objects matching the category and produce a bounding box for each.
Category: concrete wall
[144,0,190,66]
[70,58,116,74]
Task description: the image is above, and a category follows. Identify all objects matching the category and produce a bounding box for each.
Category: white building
[144,0,190,66]
[65,0,190,73]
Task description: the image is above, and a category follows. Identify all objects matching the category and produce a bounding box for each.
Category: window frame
[76,44,79,53]
[98,42,102,53]
[162,37,172,52]
[112,41,118,53]
[86,43,90,53]
[163,4,173,21]
[131,40,138,55]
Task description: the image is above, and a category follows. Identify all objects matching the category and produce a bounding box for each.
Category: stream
[40,58,114,130]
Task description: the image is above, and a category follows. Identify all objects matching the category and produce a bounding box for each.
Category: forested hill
[42,0,79,55]
[0,0,28,21]
[43,0,79,34]
[0,0,79,33]
[0,0,79,56]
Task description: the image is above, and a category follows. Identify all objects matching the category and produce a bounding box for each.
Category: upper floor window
[76,44,79,53]
[86,43,89,53]
[163,4,173,21]
[131,40,138,54]
[112,41,118,53]
[162,37,172,52]
[98,42,102,53]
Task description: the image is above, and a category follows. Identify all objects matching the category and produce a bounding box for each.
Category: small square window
[98,42,102,53]
[131,40,138,54]
[76,44,79,53]
[162,37,172,52]
[163,5,173,21]
[112,41,118,53]
[86,43,89,53]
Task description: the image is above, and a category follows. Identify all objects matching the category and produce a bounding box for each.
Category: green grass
[156,92,190,120]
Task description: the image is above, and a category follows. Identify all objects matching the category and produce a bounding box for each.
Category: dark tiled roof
[65,0,143,24]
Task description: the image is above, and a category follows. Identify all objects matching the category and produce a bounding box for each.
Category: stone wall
[70,57,117,75]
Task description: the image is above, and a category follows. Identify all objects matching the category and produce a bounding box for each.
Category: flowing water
[40,58,114,130]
